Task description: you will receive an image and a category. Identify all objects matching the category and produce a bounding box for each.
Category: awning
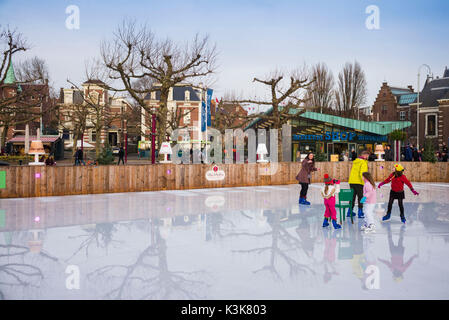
[8,135,60,144]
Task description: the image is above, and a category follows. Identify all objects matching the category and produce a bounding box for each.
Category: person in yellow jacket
[348,150,369,219]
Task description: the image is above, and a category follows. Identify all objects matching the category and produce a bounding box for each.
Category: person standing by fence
[296,152,318,205]
[117,146,125,165]
[348,150,369,219]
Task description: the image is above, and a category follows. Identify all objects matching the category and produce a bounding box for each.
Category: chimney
[407,85,414,92]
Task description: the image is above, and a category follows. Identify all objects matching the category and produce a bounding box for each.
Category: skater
[360,172,377,233]
[117,146,125,165]
[321,174,341,229]
[296,152,318,205]
[378,164,419,223]
[348,150,369,219]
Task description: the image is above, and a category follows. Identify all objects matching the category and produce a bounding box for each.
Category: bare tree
[305,62,335,113]
[0,27,53,148]
[101,19,217,156]
[335,61,367,118]
[230,68,315,160]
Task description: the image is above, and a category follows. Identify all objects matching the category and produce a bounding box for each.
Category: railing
[0,162,448,198]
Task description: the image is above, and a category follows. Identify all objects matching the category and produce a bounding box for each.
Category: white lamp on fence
[28,140,45,166]
[256,143,269,163]
[159,142,173,163]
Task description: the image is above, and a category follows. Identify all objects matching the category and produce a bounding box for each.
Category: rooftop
[245,108,411,136]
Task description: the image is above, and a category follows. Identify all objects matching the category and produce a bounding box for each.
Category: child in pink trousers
[321,174,341,229]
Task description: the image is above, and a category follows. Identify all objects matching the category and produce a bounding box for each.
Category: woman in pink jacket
[360,172,377,233]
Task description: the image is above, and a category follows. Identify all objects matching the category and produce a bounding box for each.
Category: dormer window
[185,90,190,101]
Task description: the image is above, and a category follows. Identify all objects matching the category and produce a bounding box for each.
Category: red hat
[324,174,333,185]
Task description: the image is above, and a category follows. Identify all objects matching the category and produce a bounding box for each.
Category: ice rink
[0,182,448,299]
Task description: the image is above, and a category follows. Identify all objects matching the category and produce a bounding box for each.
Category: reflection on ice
[0,182,448,299]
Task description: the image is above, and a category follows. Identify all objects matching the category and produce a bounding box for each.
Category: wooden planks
[1,161,448,198]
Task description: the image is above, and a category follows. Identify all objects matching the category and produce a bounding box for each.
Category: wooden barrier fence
[1,162,448,199]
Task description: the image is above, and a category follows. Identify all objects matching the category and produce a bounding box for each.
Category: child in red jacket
[378,164,419,223]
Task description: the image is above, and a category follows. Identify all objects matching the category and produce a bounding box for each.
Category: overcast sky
[1,0,448,108]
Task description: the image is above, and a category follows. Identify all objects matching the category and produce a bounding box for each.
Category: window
[400,111,406,121]
[426,114,437,137]
[185,90,190,101]
[91,131,96,142]
[184,111,191,125]
[382,105,387,114]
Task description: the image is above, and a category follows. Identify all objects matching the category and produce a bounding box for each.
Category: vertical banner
[201,100,207,132]
[206,89,213,127]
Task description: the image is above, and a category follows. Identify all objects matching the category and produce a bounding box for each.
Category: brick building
[142,83,211,149]
[58,80,132,150]
[372,67,449,149]
[0,59,54,147]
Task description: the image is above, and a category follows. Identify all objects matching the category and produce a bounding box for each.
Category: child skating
[360,172,377,233]
[378,164,419,223]
[321,174,341,229]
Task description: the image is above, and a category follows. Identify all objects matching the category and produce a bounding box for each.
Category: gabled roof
[144,85,201,102]
[419,76,449,107]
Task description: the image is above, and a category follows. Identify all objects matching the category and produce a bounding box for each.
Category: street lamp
[417,64,432,149]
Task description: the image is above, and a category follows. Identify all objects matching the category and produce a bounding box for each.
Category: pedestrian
[74,148,80,166]
[117,146,125,165]
[441,142,448,154]
[360,172,377,233]
[321,174,341,229]
[378,164,419,223]
[348,150,369,219]
[442,152,448,162]
[45,155,56,166]
[296,152,318,205]
[343,152,349,161]
[351,149,357,161]
[404,144,413,161]
[78,148,86,166]
[384,145,394,161]
[412,146,419,162]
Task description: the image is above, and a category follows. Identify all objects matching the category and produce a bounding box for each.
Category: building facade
[372,67,449,149]
[58,80,132,150]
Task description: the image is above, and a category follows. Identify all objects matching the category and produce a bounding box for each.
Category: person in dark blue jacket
[404,144,413,162]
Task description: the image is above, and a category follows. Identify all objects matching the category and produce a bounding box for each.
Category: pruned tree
[101,19,217,157]
[230,68,315,160]
[305,62,335,113]
[335,61,367,118]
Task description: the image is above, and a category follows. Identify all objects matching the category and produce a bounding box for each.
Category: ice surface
[0,182,448,300]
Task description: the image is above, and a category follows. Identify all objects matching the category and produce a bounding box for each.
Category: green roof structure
[245,108,411,136]
[4,60,17,84]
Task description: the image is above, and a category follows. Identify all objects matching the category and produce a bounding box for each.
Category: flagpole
[204,85,208,164]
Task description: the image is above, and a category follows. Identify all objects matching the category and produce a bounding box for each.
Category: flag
[207,89,213,126]
[201,101,206,132]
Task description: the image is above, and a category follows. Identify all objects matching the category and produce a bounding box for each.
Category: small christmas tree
[422,139,437,163]
[315,148,328,162]
[97,142,114,165]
